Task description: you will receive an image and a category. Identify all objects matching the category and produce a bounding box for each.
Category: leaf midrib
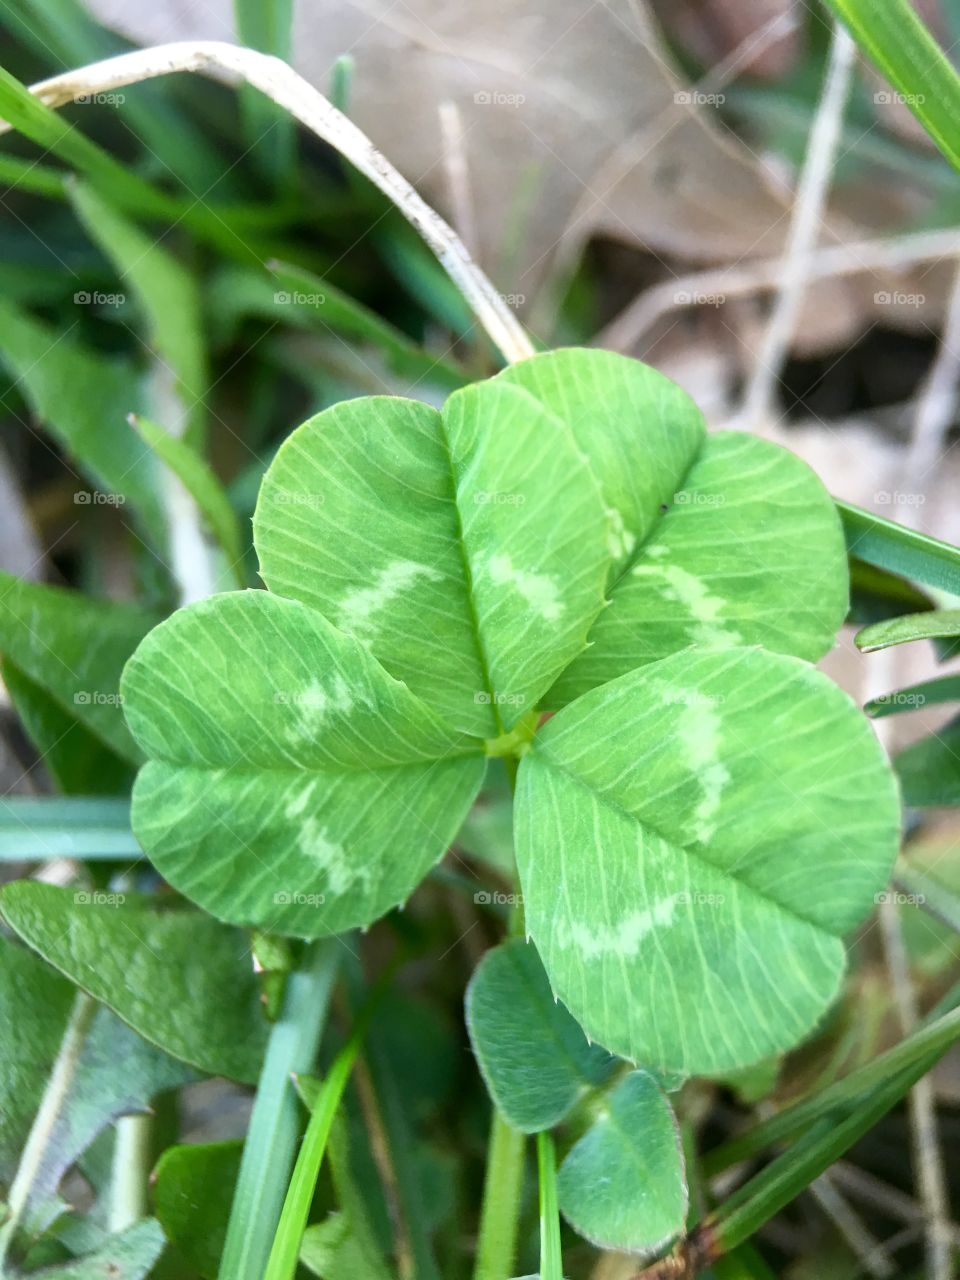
[531,748,836,939]
[145,744,485,776]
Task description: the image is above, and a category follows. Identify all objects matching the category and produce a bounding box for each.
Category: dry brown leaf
[84,0,793,314]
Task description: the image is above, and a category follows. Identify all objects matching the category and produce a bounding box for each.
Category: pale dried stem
[740,20,856,427]
[597,226,960,352]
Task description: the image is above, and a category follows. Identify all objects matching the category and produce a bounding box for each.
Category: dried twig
[596,226,960,351]
[740,19,856,427]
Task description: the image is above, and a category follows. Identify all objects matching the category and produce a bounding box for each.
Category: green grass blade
[0,64,264,263]
[0,154,66,198]
[69,183,209,448]
[268,260,468,392]
[703,996,960,1175]
[0,797,137,861]
[233,0,296,184]
[895,858,960,934]
[712,1081,913,1254]
[824,0,960,173]
[2,0,223,192]
[866,672,960,718]
[837,500,960,594]
[219,940,339,1280]
[0,64,172,217]
[856,608,960,652]
[131,416,246,585]
[536,1132,563,1280]
[264,1018,370,1280]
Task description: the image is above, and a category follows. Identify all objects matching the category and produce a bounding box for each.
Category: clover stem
[218,938,339,1280]
[473,1110,526,1280]
[536,1131,563,1280]
[473,749,528,1280]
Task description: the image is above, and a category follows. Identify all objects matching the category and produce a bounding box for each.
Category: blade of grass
[0,153,67,198]
[219,939,340,1280]
[537,1131,563,1280]
[824,0,960,174]
[3,0,223,192]
[703,990,960,1176]
[68,182,209,448]
[130,415,245,586]
[233,0,296,184]
[866,673,960,718]
[0,64,263,263]
[895,859,960,934]
[0,797,138,860]
[267,260,467,391]
[837,500,960,595]
[856,608,960,652]
[3,43,534,363]
[263,1017,370,1280]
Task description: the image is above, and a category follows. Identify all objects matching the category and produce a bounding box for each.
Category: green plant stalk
[474,750,529,1280]
[218,939,339,1280]
[263,1022,366,1280]
[0,992,96,1269]
[824,0,960,174]
[536,1131,563,1280]
[474,1111,526,1280]
[107,1112,152,1233]
[837,500,960,595]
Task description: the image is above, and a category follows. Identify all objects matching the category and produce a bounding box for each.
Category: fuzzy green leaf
[31,1219,166,1279]
[515,647,900,1075]
[0,883,268,1082]
[557,1071,687,1253]
[21,1006,194,1235]
[122,590,486,936]
[494,349,848,704]
[253,383,611,737]
[0,936,75,1185]
[465,938,615,1133]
